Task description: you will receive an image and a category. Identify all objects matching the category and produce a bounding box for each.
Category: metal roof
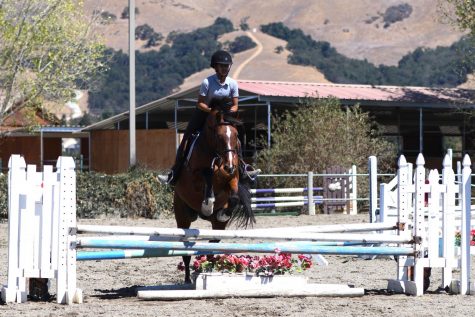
[81,80,475,131]
[238,80,475,105]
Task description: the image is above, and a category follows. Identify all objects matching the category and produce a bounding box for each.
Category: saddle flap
[185,132,200,164]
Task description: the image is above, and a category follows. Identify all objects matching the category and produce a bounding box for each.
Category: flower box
[193,272,308,291]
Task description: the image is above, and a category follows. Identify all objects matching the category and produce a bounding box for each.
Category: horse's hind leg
[174,195,195,284]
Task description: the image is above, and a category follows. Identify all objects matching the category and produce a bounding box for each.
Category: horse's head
[205,109,240,176]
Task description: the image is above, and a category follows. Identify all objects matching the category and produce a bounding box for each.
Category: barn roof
[238,80,475,104]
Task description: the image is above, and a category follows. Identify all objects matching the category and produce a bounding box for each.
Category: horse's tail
[229,175,256,228]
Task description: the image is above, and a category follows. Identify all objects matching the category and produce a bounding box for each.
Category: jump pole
[77,224,403,243]
[77,250,220,261]
[138,284,364,300]
[77,239,415,256]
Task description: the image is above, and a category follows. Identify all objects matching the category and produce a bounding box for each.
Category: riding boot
[236,140,261,181]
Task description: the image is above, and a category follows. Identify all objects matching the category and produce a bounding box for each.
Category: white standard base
[387,279,420,296]
[1,286,27,303]
[137,273,364,300]
[448,280,475,295]
[1,285,83,305]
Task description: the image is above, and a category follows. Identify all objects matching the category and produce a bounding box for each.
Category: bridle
[207,115,239,175]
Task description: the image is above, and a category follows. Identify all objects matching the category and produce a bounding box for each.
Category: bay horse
[173,109,255,283]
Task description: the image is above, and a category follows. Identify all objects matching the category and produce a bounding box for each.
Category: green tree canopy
[440,0,475,35]
[256,98,396,189]
[0,0,107,125]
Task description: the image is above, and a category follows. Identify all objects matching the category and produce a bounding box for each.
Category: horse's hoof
[217,209,231,222]
[201,198,215,216]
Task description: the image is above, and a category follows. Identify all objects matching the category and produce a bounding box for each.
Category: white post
[441,154,456,289]
[56,157,81,304]
[460,155,471,295]
[397,155,409,281]
[307,172,315,215]
[1,155,27,303]
[350,165,357,215]
[427,169,440,261]
[368,156,377,223]
[413,153,426,296]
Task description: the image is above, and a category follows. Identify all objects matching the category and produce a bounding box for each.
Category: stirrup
[157,171,174,185]
[243,164,261,180]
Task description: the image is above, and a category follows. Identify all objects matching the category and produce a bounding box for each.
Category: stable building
[81,80,475,174]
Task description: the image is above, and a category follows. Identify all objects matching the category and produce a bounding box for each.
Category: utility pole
[129,0,136,167]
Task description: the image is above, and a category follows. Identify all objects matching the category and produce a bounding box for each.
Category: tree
[256,98,396,190]
[0,0,107,125]
[439,0,475,35]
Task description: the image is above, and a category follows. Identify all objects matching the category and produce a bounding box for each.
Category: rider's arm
[197,95,211,113]
[230,96,238,113]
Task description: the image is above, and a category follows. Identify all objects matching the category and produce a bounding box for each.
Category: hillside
[69,1,472,119]
[85,0,464,67]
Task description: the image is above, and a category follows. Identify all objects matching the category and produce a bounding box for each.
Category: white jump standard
[1,152,473,304]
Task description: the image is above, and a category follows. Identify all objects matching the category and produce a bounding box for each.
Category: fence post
[368,156,377,223]
[307,171,315,215]
[460,154,471,295]
[350,165,357,215]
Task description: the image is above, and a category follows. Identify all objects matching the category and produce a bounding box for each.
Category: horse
[173,109,255,283]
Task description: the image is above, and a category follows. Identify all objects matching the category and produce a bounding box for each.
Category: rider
[160,50,259,185]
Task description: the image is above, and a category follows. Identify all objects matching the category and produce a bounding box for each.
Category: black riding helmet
[210,50,233,67]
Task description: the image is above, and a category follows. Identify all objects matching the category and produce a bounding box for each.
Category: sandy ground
[1,213,475,317]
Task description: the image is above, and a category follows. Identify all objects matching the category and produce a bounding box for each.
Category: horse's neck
[196,130,214,158]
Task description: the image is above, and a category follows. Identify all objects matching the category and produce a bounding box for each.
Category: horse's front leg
[217,177,239,223]
[201,168,215,216]
[174,194,193,284]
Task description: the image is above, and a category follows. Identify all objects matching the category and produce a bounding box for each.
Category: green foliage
[261,22,475,87]
[135,24,164,48]
[240,17,250,31]
[89,18,234,117]
[121,6,139,19]
[0,166,173,220]
[256,98,396,190]
[94,10,117,24]
[228,35,257,53]
[383,3,413,28]
[0,173,6,219]
[0,0,107,125]
[441,0,475,36]
[76,167,173,219]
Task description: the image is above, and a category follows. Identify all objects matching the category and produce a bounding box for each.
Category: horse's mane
[221,112,242,127]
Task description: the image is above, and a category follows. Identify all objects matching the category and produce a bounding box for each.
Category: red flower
[177,262,185,271]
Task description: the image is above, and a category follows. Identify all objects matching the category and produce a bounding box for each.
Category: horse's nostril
[225,166,235,174]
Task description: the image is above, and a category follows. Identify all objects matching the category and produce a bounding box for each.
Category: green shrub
[255,98,396,209]
[0,166,174,220]
[76,166,173,219]
[228,35,256,53]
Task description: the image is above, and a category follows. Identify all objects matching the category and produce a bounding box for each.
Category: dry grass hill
[74,0,470,115]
